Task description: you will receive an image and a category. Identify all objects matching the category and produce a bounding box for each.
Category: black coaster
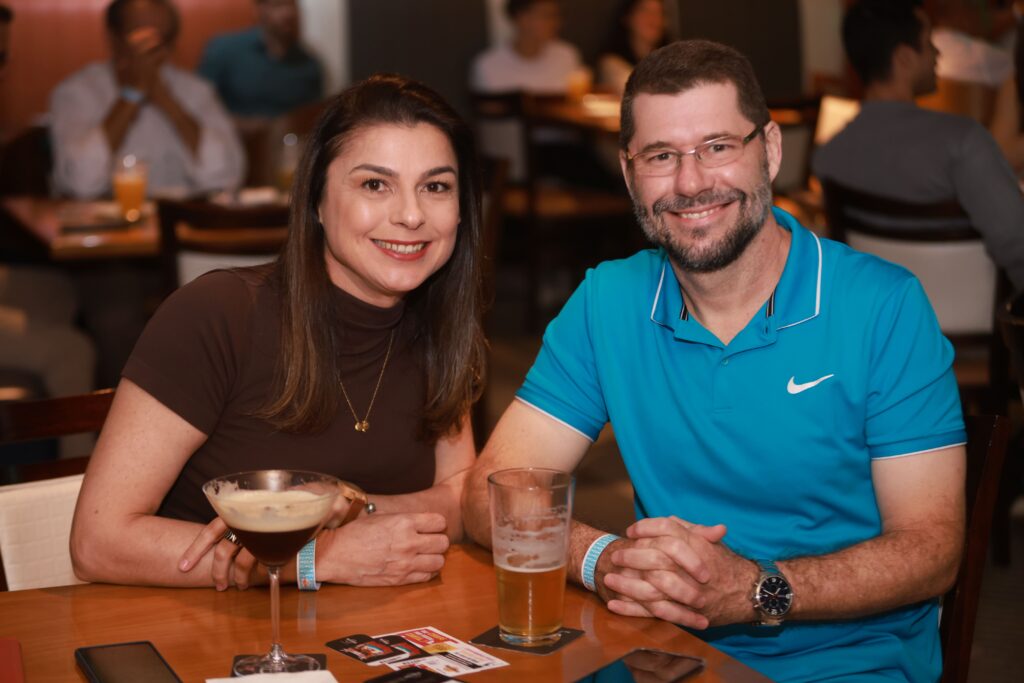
[229,653,328,676]
[470,626,584,655]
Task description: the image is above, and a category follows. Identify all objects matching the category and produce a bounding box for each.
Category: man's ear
[763,120,783,183]
[619,151,636,197]
[891,43,915,81]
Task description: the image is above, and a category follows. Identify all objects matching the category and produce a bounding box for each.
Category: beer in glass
[488,468,574,646]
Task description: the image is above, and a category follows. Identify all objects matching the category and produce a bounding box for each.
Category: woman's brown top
[123,267,435,524]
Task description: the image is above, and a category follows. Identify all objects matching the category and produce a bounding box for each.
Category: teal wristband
[581,533,619,592]
[297,538,320,591]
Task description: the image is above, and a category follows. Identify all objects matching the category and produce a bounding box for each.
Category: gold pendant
[355,420,369,432]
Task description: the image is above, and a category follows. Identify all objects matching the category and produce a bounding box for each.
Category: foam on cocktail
[209,488,333,532]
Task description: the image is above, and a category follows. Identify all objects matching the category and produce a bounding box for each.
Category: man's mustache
[652,189,745,216]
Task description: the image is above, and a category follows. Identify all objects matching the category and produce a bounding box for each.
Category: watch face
[757,575,793,616]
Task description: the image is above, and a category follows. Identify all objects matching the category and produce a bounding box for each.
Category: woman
[597,0,669,95]
[70,74,485,590]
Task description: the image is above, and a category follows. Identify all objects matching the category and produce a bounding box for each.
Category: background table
[1,197,159,261]
[0,544,771,682]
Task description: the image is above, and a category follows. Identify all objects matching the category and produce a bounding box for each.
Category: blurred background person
[198,0,323,129]
[596,0,669,95]
[471,0,583,94]
[931,0,1017,88]
[813,0,1024,291]
[47,0,246,388]
[0,4,96,459]
[49,0,244,199]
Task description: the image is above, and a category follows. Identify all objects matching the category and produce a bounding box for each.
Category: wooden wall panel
[0,0,256,132]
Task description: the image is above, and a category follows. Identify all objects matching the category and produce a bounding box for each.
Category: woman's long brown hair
[256,74,485,443]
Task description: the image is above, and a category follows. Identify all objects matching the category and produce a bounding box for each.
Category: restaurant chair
[0,388,113,484]
[768,96,820,196]
[239,99,327,188]
[0,388,113,591]
[770,95,861,230]
[0,474,87,591]
[939,414,1011,683]
[822,180,1010,416]
[156,197,290,295]
[0,125,51,197]
[471,91,634,331]
[993,298,1024,566]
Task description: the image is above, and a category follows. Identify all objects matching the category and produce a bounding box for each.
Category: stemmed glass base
[233,649,321,675]
[231,560,321,676]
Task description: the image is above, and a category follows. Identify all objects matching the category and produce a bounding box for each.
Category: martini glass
[203,470,340,675]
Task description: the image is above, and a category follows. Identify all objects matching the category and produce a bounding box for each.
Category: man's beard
[631,159,773,273]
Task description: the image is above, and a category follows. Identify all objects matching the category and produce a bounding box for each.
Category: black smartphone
[573,648,704,683]
[74,641,182,683]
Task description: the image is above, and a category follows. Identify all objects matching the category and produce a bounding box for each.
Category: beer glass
[488,468,574,646]
[203,470,340,675]
[112,154,147,222]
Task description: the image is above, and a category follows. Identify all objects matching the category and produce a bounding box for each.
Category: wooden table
[1,196,160,261]
[0,544,771,683]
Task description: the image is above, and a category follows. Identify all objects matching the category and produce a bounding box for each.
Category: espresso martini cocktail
[203,470,340,676]
[210,487,333,566]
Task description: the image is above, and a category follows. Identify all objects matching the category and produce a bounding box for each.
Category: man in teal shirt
[463,39,966,682]
[198,0,321,120]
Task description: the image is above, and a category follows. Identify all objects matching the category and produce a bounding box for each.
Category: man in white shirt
[50,0,244,199]
[471,0,583,94]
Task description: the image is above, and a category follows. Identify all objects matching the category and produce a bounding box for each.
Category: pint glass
[488,468,574,647]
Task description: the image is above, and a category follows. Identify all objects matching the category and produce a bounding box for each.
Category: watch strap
[337,481,367,526]
[297,538,320,591]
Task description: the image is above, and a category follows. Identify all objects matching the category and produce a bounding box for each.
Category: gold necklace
[339,329,395,433]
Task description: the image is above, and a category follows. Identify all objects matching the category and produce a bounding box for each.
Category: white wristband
[581,533,620,592]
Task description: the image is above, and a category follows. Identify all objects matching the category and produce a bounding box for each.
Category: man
[813,0,1024,290]
[50,0,244,199]
[463,40,966,682]
[0,4,96,458]
[198,0,322,121]
[471,0,583,94]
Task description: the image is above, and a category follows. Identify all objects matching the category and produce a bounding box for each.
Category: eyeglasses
[625,125,764,176]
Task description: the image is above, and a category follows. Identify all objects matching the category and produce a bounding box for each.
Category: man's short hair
[620,39,770,150]
[105,0,180,43]
[0,5,12,24]
[505,0,555,20]
[842,0,925,86]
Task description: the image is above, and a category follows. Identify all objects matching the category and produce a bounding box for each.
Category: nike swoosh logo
[787,374,835,395]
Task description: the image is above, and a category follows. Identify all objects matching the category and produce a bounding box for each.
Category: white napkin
[206,672,338,682]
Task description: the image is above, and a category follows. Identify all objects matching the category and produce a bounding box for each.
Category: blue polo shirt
[198,27,322,118]
[518,208,965,683]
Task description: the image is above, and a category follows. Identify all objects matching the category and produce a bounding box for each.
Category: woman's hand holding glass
[178,515,259,591]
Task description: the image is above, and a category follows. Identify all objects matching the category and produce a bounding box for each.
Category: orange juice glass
[113,155,147,222]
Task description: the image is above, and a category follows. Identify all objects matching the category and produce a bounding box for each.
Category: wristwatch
[336,481,371,526]
[751,559,794,626]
